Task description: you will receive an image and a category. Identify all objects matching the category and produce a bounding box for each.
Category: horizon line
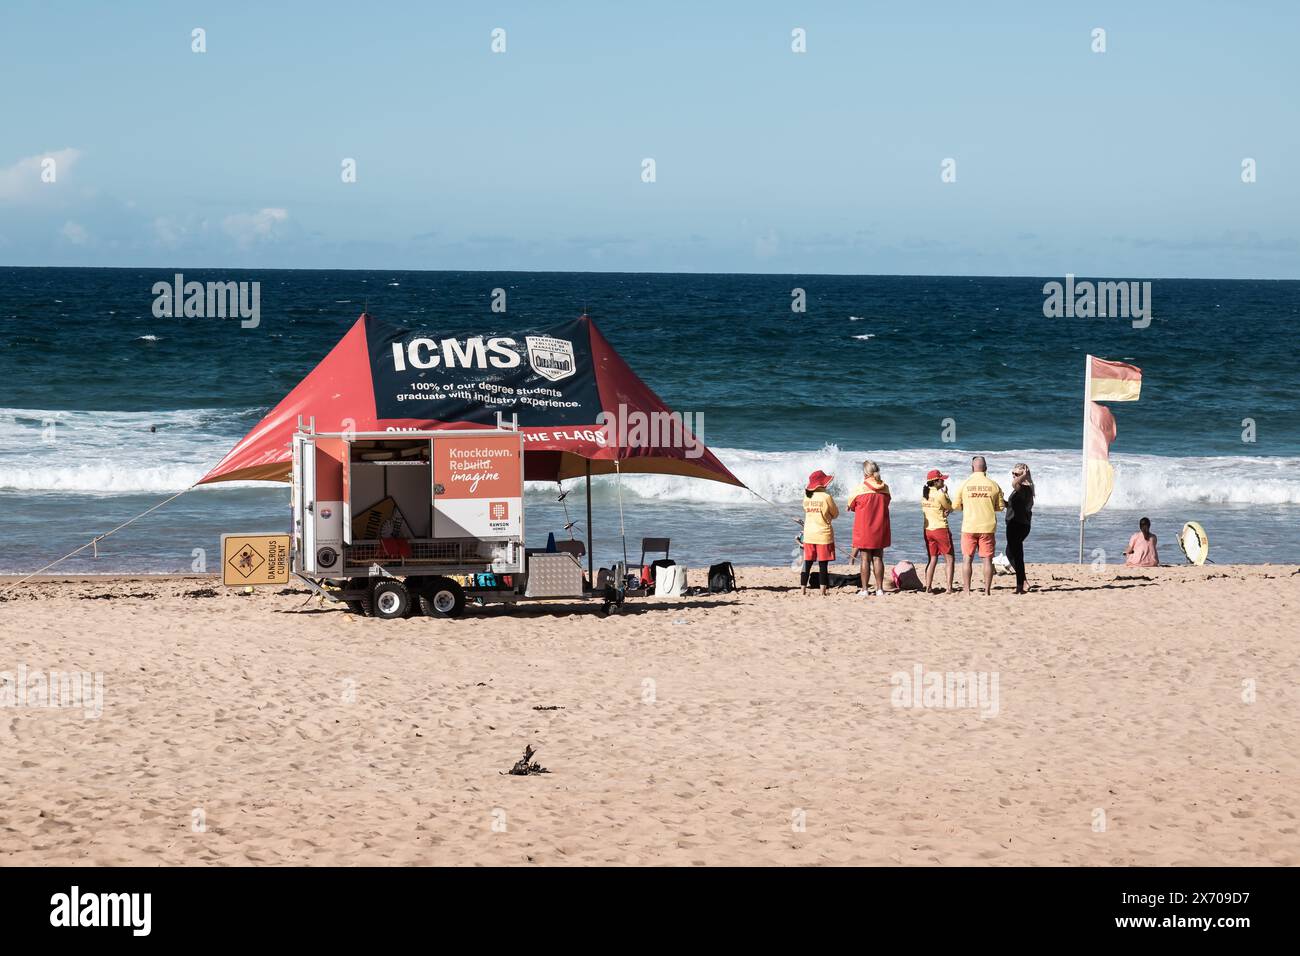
[1,264,1297,282]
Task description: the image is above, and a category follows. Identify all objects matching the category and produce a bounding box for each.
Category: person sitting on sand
[847,460,891,595]
[920,468,955,594]
[1124,517,1160,567]
[950,455,1005,596]
[800,470,839,596]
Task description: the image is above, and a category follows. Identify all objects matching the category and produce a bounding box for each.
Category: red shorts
[803,542,836,562]
[925,528,954,556]
[961,532,995,558]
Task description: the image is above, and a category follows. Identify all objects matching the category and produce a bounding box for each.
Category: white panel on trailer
[342,439,352,545]
[296,436,317,572]
[313,498,343,571]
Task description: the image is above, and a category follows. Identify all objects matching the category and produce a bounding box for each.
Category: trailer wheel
[366,579,411,620]
[343,578,371,616]
[403,577,426,617]
[419,579,466,619]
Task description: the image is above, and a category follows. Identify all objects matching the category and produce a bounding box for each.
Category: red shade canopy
[199,313,743,488]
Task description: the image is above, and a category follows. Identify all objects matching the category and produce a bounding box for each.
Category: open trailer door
[341,435,353,545]
[292,433,316,573]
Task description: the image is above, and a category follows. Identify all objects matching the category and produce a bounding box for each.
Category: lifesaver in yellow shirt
[1178,521,1209,565]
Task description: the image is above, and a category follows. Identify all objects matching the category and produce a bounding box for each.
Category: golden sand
[1,563,1296,865]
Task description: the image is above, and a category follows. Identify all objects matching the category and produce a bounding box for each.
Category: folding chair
[639,537,670,568]
[554,539,586,559]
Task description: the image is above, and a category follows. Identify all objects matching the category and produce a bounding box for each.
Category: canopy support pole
[585,460,594,583]
[615,460,628,569]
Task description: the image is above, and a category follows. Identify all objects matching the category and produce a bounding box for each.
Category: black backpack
[707,561,738,593]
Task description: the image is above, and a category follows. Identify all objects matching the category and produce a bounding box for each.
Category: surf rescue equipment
[1179,521,1210,565]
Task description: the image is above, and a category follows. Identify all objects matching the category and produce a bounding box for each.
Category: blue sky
[1,0,1297,277]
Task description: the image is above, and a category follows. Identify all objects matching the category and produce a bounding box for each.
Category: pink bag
[891,560,923,591]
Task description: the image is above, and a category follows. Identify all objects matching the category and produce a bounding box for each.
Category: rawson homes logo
[525,335,576,381]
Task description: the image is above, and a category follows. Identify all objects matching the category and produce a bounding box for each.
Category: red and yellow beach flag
[1079,355,1143,559]
[1086,355,1143,403]
[1082,400,1118,517]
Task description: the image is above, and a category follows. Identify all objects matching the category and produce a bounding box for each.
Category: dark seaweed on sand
[504,745,550,776]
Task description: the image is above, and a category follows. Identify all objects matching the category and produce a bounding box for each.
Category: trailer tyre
[367,579,411,620]
[419,579,466,619]
[342,578,371,617]
[402,577,426,617]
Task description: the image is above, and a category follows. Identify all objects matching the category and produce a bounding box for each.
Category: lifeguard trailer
[290,419,625,619]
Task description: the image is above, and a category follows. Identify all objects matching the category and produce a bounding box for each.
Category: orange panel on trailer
[314,439,344,499]
[432,432,523,538]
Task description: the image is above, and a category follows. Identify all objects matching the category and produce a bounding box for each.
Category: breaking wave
[0,407,261,494]
[2,408,1297,509]
[574,445,1300,510]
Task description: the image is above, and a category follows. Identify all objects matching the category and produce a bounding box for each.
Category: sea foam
[3,408,1297,509]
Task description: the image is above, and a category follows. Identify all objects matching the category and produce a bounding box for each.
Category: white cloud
[0,148,82,202]
[60,221,89,245]
[222,207,289,245]
[153,216,183,244]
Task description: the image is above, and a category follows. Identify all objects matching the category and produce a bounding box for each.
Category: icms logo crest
[525,335,576,382]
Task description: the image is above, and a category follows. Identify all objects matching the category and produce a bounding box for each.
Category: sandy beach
[1,563,1296,866]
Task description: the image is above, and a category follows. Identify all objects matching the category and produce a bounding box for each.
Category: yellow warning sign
[221,533,291,587]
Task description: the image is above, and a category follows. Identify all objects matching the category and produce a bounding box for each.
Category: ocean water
[1,267,1297,575]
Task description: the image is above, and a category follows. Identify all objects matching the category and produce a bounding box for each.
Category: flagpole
[1079,355,1091,563]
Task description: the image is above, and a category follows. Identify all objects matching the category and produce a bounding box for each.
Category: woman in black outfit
[1004,463,1034,594]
